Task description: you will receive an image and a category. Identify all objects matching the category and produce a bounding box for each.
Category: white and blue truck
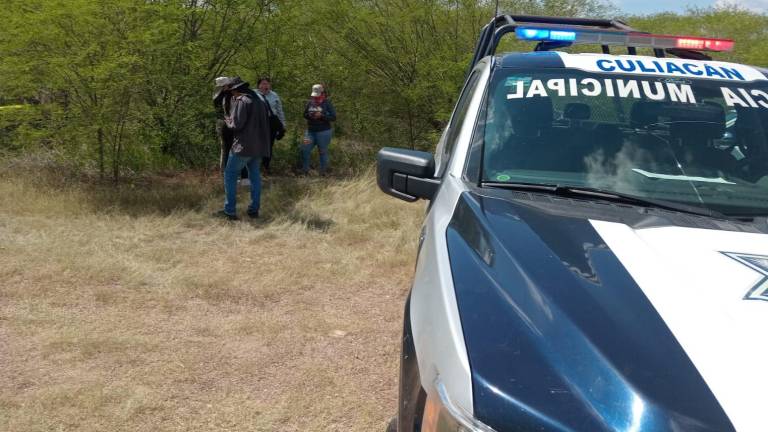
[378,15,768,432]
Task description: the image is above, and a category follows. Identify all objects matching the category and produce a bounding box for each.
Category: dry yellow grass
[0,167,423,431]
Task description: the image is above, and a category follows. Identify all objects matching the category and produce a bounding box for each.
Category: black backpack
[254,91,285,140]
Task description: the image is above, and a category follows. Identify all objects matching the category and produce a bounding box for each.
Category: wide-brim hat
[212,76,250,101]
[228,76,250,90]
[212,76,231,101]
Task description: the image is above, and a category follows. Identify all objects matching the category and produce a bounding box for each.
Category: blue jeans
[301,129,332,172]
[224,153,262,216]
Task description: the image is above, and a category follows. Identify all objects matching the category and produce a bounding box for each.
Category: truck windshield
[482,68,768,217]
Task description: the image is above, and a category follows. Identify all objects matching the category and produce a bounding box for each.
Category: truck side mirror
[377,147,440,202]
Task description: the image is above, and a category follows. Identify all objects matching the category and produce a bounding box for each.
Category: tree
[8,0,760,178]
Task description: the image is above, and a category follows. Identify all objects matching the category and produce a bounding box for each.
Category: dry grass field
[0,164,423,431]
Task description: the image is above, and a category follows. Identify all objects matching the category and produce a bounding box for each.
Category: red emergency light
[675,37,734,52]
[516,27,735,52]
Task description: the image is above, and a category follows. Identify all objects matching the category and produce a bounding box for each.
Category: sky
[612,0,768,14]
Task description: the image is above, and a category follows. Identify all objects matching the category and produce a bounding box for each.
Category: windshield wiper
[481,181,730,219]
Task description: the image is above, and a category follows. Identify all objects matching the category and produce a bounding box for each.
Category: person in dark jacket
[301,84,336,175]
[257,77,286,174]
[215,77,271,220]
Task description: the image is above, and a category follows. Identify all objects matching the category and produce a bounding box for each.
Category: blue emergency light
[516,28,576,41]
[514,26,734,52]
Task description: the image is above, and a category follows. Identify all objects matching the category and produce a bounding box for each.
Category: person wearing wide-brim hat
[213,76,235,173]
[214,76,272,220]
[214,76,250,182]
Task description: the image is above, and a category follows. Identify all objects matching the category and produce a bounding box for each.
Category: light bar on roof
[515,27,734,52]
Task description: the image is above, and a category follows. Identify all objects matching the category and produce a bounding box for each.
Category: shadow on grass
[72,172,337,229]
[3,158,344,226]
[285,210,335,232]
[257,176,335,232]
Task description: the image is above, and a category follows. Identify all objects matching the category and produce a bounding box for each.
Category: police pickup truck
[377,15,768,432]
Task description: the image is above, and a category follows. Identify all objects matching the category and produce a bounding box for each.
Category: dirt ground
[0,168,423,431]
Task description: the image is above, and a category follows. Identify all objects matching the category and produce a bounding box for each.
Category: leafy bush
[6,1,760,180]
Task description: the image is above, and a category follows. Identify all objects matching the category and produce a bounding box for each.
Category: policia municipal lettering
[506,77,768,109]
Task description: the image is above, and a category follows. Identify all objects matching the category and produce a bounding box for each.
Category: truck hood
[446,191,768,432]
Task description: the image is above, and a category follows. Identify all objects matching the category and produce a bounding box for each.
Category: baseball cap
[311,84,324,97]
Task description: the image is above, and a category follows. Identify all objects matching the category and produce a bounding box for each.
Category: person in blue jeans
[302,84,336,175]
[215,77,271,221]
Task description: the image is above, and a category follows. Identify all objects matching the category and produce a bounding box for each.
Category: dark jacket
[256,93,285,140]
[225,91,271,157]
[303,99,336,132]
